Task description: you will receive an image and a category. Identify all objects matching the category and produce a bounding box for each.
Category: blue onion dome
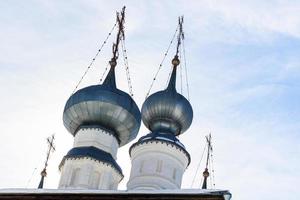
[141,56,193,136]
[63,59,141,146]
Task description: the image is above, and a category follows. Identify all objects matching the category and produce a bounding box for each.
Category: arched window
[139,160,145,173]
[70,168,80,186]
[172,168,177,180]
[156,160,163,173]
[90,172,101,189]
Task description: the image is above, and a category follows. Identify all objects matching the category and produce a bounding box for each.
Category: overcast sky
[0,1,299,200]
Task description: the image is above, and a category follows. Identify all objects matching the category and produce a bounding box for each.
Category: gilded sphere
[63,84,141,146]
[141,89,193,135]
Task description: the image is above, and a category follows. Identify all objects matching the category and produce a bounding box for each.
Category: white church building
[0,6,231,200]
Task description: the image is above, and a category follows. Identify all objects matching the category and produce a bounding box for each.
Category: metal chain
[25,167,37,188]
[191,144,207,188]
[121,38,134,96]
[71,23,117,94]
[165,66,173,89]
[210,147,216,188]
[198,175,204,189]
[145,25,179,98]
[164,44,182,92]
[182,39,190,101]
[179,44,183,94]
[99,62,110,84]
[209,156,213,189]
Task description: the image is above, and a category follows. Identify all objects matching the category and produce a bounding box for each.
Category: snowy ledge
[0,188,229,194]
[0,189,232,200]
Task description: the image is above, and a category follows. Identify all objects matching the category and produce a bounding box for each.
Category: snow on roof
[0,189,232,200]
[0,188,229,195]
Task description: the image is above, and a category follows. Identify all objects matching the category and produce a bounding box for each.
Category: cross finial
[103,6,126,88]
[38,134,55,189]
[111,6,126,62]
[202,134,213,189]
[167,16,184,92]
[175,16,184,57]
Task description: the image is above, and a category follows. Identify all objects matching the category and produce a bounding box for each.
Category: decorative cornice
[59,156,123,179]
[59,146,123,177]
[129,139,191,165]
[75,125,120,145]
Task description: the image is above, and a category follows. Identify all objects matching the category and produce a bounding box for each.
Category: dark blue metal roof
[61,146,123,175]
[64,84,140,117]
[63,62,141,146]
[141,65,193,136]
[63,83,141,146]
[139,132,183,145]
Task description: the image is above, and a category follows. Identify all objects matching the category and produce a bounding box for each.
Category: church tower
[58,7,141,190]
[127,17,193,190]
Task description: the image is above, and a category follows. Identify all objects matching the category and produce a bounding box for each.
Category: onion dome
[141,56,193,136]
[63,59,141,146]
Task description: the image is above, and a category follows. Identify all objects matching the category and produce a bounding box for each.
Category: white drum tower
[127,17,193,190]
[58,7,141,190]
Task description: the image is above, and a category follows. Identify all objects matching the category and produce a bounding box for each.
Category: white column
[73,127,119,158]
[127,141,189,190]
[58,126,123,189]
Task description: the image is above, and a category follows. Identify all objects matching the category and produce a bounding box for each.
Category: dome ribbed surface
[141,65,193,135]
[63,84,141,146]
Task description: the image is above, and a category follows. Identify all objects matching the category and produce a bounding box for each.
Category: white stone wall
[127,141,189,190]
[73,127,119,159]
[58,158,123,190]
[58,126,122,190]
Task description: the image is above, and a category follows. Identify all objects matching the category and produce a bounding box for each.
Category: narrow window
[156,160,163,173]
[70,168,80,186]
[173,168,177,180]
[139,160,145,173]
[91,172,100,189]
